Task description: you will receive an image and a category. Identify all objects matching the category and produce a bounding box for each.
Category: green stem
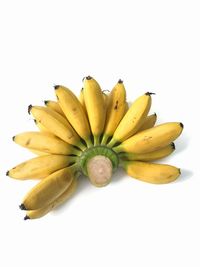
[107,137,117,148]
[101,134,109,145]
[94,135,100,146]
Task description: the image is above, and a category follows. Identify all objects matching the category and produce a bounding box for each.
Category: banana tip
[6,170,9,176]
[28,104,32,114]
[171,143,175,150]
[12,136,15,141]
[44,100,49,105]
[180,122,184,128]
[178,168,181,175]
[145,92,156,96]
[86,76,92,80]
[19,204,27,210]
[24,215,30,220]
[118,79,123,84]
[54,85,60,90]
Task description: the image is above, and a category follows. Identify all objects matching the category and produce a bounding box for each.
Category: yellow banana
[114,122,183,154]
[138,113,157,132]
[79,88,87,114]
[108,92,153,147]
[34,119,49,132]
[24,177,78,219]
[55,85,92,147]
[29,105,85,150]
[13,131,80,156]
[119,143,175,161]
[101,80,126,145]
[19,166,76,210]
[121,160,181,184]
[7,155,76,180]
[83,76,106,145]
[44,100,65,117]
[28,149,49,156]
[102,91,109,110]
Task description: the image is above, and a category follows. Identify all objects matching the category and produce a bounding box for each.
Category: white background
[0,0,199,266]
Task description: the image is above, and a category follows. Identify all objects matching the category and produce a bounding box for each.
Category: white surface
[0,0,199,266]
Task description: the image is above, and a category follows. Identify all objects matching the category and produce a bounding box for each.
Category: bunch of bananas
[7,76,183,220]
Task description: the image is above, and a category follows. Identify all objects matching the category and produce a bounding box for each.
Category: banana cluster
[7,76,184,220]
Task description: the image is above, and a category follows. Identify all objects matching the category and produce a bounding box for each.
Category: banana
[44,100,65,117]
[101,80,126,145]
[83,76,106,145]
[102,91,109,110]
[34,119,49,132]
[114,122,183,154]
[55,85,92,147]
[13,131,80,156]
[138,113,157,132]
[121,160,181,184]
[79,88,87,114]
[108,92,153,147]
[7,155,76,180]
[19,166,76,210]
[119,143,175,161]
[29,149,49,156]
[24,177,78,219]
[29,105,85,150]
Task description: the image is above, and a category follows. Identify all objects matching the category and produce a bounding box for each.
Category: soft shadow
[112,167,126,183]
[175,169,194,183]
[175,134,189,154]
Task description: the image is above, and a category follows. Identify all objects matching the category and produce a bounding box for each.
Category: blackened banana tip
[171,142,175,150]
[19,204,26,210]
[54,85,60,90]
[145,92,156,96]
[6,170,9,176]
[178,168,181,175]
[154,113,157,117]
[24,215,30,220]
[28,104,32,114]
[180,122,184,128]
[86,76,92,80]
[118,79,123,84]
[12,136,15,141]
[44,100,49,105]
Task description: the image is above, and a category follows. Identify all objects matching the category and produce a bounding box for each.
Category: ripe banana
[119,143,175,161]
[138,113,157,132]
[7,155,76,180]
[83,76,106,145]
[13,131,80,156]
[24,177,78,219]
[101,80,126,145]
[55,85,92,147]
[44,100,65,116]
[19,166,76,210]
[102,91,109,111]
[121,160,181,184]
[29,149,49,156]
[108,92,153,147]
[29,105,85,150]
[79,88,87,114]
[114,122,183,154]
[34,119,49,132]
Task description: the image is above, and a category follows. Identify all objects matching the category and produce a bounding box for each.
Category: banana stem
[101,134,109,145]
[76,141,87,151]
[93,135,100,146]
[107,138,117,148]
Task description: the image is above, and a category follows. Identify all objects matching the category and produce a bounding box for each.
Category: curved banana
[108,92,153,147]
[19,166,76,210]
[138,113,157,132]
[7,155,76,180]
[83,76,106,145]
[24,177,78,219]
[114,122,183,154]
[101,80,126,145]
[34,119,49,132]
[121,160,181,184]
[13,131,80,156]
[55,85,92,147]
[102,91,109,111]
[44,100,65,116]
[29,105,85,150]
[28,149,49,156]
[119,143,175,161]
